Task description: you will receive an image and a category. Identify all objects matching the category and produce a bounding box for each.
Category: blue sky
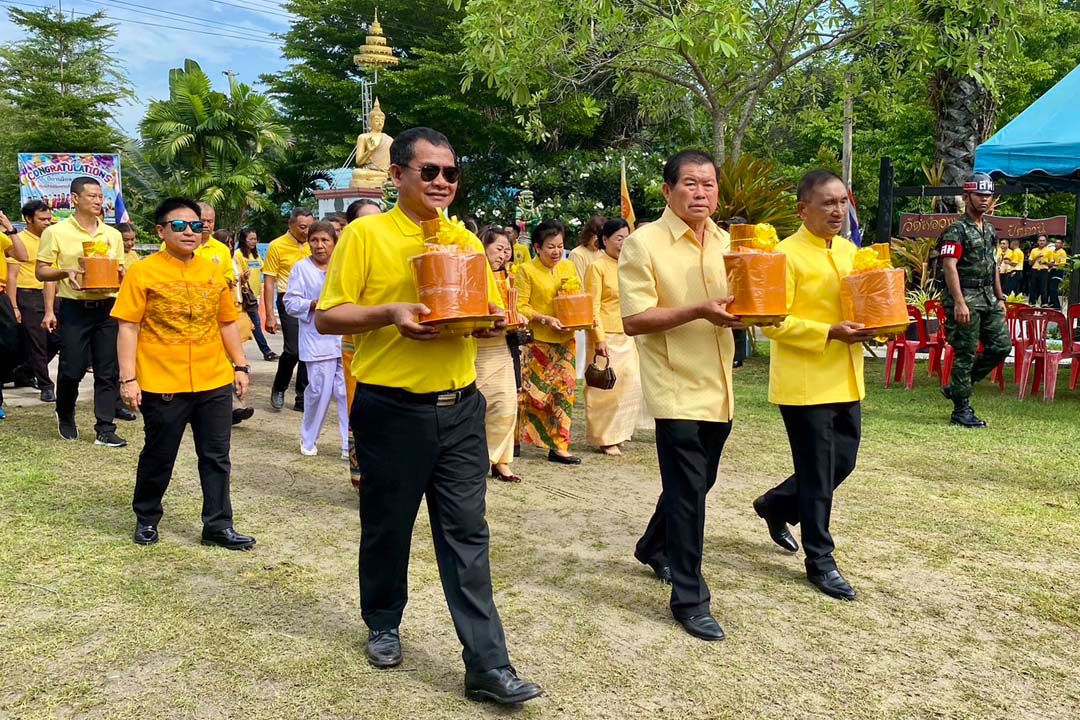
[0,0,293,134]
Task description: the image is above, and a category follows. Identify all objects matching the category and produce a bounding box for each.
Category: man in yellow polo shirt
[757,170,878,602]
[263,207,313,411]
[1047,237,1068,309]
[1028,235,1052,305]
[620,150,743,642]
[113,196,255,550]
[12,200,59,403]
[316,127,541,705]
[35,177,127,447]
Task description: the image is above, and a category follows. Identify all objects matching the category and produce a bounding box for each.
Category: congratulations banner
[17,153,123,222]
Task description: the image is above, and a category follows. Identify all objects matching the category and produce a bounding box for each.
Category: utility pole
[841,72,854,237]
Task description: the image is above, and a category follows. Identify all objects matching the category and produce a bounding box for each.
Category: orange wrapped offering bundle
[553,275,593,329]
[411,213,491,325]
[723,223,787,325]
[79,240,120,289]
[840,247,909,335]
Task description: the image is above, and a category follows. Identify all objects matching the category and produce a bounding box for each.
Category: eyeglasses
[404,164,461,184]
[163,220,206,233]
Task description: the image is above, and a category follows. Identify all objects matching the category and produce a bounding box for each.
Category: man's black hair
[70,176,100,195]
[153,197,201,225]
[796,169,844,202]
[390,127,457,168]
[21,199,48,219]
[662,150,716,186]
[290,207,314,221]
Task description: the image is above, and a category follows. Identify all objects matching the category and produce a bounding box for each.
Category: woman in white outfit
[283,221,348,458]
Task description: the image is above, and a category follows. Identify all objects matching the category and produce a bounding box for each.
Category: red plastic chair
[885,305,926,390]
[1068,305,1080,391]
[1017,307,1070,401]
[1003,301,1030,385]
[924,300,947,377]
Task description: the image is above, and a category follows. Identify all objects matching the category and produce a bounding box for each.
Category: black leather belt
[358,382,477,407]
[60,297,114,308]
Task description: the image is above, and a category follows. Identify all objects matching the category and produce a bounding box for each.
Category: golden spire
[354,9,399,72]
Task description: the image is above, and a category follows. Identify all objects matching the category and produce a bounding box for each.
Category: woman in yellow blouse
[568,215,606,281]
[584,218,643,455]
[475,227,522,482]
[234,227,276,360]
[515,219,582,464]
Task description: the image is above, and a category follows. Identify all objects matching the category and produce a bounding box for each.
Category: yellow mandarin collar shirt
[317,204,503,394]
[16,230,44,290]
[1052,248,1068,267]
[569,244,604,281]
[111,251,239,394]
[618,206,735,422]
[761,225,864,406]
[585,250,623,342]
[264,231,311,291]
[124,249,140,267]
[514,255,580,344]
[37,216,124,300]
[1029,247,1052,270]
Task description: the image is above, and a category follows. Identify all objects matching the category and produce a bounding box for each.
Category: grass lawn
[1,353,1078,719]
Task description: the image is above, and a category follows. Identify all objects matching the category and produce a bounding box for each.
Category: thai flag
[114,193,130,224]
[847,188,862,246]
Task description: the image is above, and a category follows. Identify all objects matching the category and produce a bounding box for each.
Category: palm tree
[138,59,291,227]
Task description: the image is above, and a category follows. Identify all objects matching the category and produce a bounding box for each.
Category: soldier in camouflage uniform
[938,173,1012,428]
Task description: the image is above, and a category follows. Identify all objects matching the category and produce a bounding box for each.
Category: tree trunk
[712,113,727,165]
[931,68,997,190]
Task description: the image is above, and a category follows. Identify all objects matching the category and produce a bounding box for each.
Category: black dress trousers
[636,419,732,619]
[16,288,59,391]
[55,298,119,434]
[759,402,861,574]
[272,293,308,401]
[351,384,510,672]
[132,384,235,532]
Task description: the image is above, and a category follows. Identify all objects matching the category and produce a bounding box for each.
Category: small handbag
[584,352,617,390]
[240,282,259,313]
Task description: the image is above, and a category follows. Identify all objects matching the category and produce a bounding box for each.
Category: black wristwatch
[233,364,251,374]
[3,228,16,235]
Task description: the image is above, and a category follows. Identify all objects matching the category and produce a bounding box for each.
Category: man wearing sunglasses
[36,177,127,447]
[317,128,542,705]
[112,197,255,550]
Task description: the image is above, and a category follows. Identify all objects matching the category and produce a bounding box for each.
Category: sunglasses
[162,220,206,233]
[404,164,461,183]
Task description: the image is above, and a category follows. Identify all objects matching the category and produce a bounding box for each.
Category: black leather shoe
[808,568,857,601]
[39,386,56,403]
[366,629,403,668]
[634,552,671,584]
[547,450,581,465]
[114,407,137,422]
[94,431,128,448]
[677,613,726,641]
[201,527,256,550]
[133,523,159,545]
[232,407,255,425]
[753,496,799,552]
[465,665,543,704]
[263,351,279,361]
[270,390,284,411]
[292,398,304,412]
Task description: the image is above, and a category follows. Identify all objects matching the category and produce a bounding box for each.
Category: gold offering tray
[736,314,787,327]
[864,321,910,339]
[422,313,501,336]
[560,322,595,331]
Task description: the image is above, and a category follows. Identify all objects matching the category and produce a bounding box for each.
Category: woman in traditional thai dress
[475,226,522,482]
[584,218,643,456]
[515,219,582,465]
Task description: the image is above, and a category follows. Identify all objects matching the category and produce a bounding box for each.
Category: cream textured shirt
[618,207,734,422]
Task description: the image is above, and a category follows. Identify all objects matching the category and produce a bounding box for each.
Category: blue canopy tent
[975,63,1080,302]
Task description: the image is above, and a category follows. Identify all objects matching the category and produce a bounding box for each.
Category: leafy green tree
[0,8,131,210]
[456,0,877,163]
[138,60,290,228]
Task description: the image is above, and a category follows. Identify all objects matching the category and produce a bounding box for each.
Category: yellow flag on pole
[620,157,636,231]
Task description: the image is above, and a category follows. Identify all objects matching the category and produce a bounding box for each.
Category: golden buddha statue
[350,99,393,189]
